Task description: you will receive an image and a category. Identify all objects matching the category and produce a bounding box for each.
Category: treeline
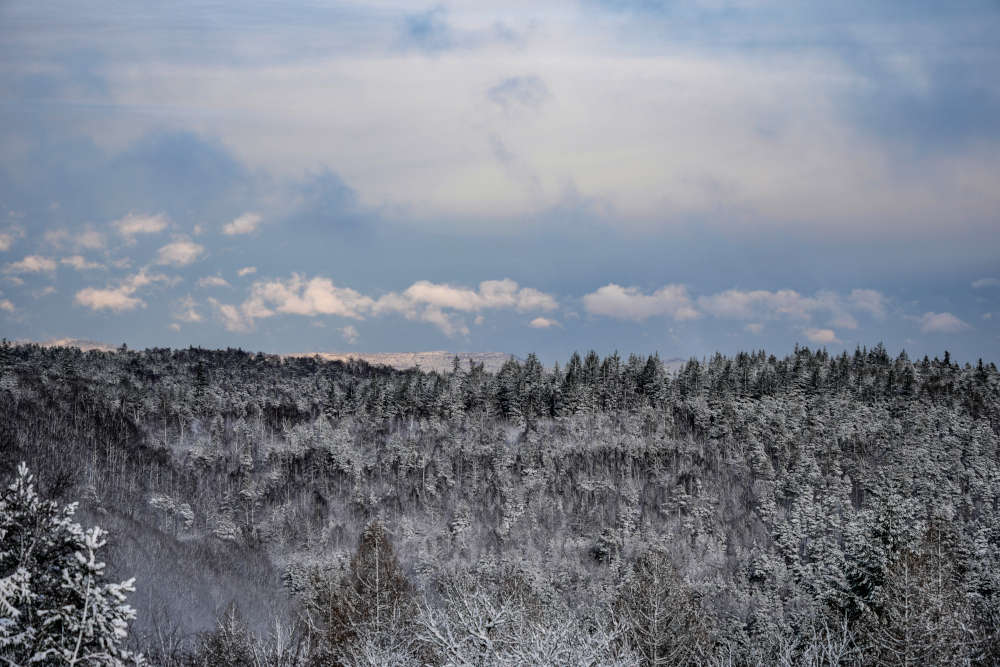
[1,341,999,665]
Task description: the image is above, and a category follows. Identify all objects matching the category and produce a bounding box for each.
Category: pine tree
[0,463,142,665]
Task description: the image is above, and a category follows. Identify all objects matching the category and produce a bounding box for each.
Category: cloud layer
[209,276,559,337]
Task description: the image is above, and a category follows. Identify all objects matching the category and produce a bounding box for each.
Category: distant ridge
[21,339,686,375]
[29,338,118,352]
[285,351,521,373]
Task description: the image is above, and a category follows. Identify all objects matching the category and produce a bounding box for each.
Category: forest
[2,340,999,665]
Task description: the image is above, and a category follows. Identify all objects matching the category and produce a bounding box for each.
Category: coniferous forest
[2,341,1000,665]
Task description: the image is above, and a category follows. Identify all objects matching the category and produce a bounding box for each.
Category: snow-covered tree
[0,463,142,665]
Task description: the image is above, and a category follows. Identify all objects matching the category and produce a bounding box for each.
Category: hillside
[284,350,521,373]
[1,342,998,664]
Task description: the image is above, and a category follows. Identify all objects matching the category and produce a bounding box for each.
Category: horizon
[11,336,994,372]
[2,1,998,365]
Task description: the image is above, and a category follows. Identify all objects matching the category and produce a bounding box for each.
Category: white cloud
[373,278,556,336]
[155,240,205,266]
[43,228,105,251]
[529,316,559,329]
[0,299,14,312]
[222,212,262,236]
[5,255,57,274]
[169,323,181,332]
[33,286,57,298]
[198,275,230,288]
[972,278,1000,289]
[208,297,253,333]
[917,312,970,334]
[398,278,557,313]
[803,328,840,344]
[77,230,106,250]
[98,48,1000,241]
[0,233,16,252]
[848,288,889,318]
[42,229,71,247]
[416,306,469,337]
[114,213,169,240]
[399,281,481,312]
[74,270,169,312]
[583,284,699,321]
[695,288,887,329]
[216,275,555,337]
[61,255,105,271]
[698,289,820,320]
[829,312,859,330]
[238,266,257,277]
[246,274,373,320]
[848,289,889,319]
[173,296,202,323]
[75,287,144,312]
[744,322,763,334]
[340,325,359,344]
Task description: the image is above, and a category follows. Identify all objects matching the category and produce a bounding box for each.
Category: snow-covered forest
[2,341,1000,665]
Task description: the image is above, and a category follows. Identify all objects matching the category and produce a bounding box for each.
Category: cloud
[208,298,252,333]
[398,278,557,313]
[222,212,262,236]
[246,274,373,320]
[848,289,888,318]
[61,255,105,271]
[169,323,181,332]
[487,76,550,111]
[155,240,205,266]
[172,295,202,323]
[698,289,820,320]
[215,275,556,337]
[583,284,700,321]
[803,328,840,344]
[415,306,469,337]
[744,323,763,334]
[42,230,71,247]
[375,278,557,336]
[400,7,453,52]
[0,299,15,312]
[529,316,559,329]
[696,288,888,329]
[829,312,859,330]
[973,277,1000,288]
[44,228,106,251]
[75,287,144,312]
[74,270,169,312]
[237,266,257,277]
[340,325,359,344]
[197,275,230,288]
[0,233,17,252]
[114,213,169,240]
[917,311,970,334]
[5,255,57,274]
[77,230,106,250]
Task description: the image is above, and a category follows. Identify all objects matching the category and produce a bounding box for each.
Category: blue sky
[1,0,998,364]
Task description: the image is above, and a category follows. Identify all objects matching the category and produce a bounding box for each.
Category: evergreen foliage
[1,342,999,664]
[0,463,141,665]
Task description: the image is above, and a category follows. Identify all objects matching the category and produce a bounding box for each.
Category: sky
[1,0,998,365]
